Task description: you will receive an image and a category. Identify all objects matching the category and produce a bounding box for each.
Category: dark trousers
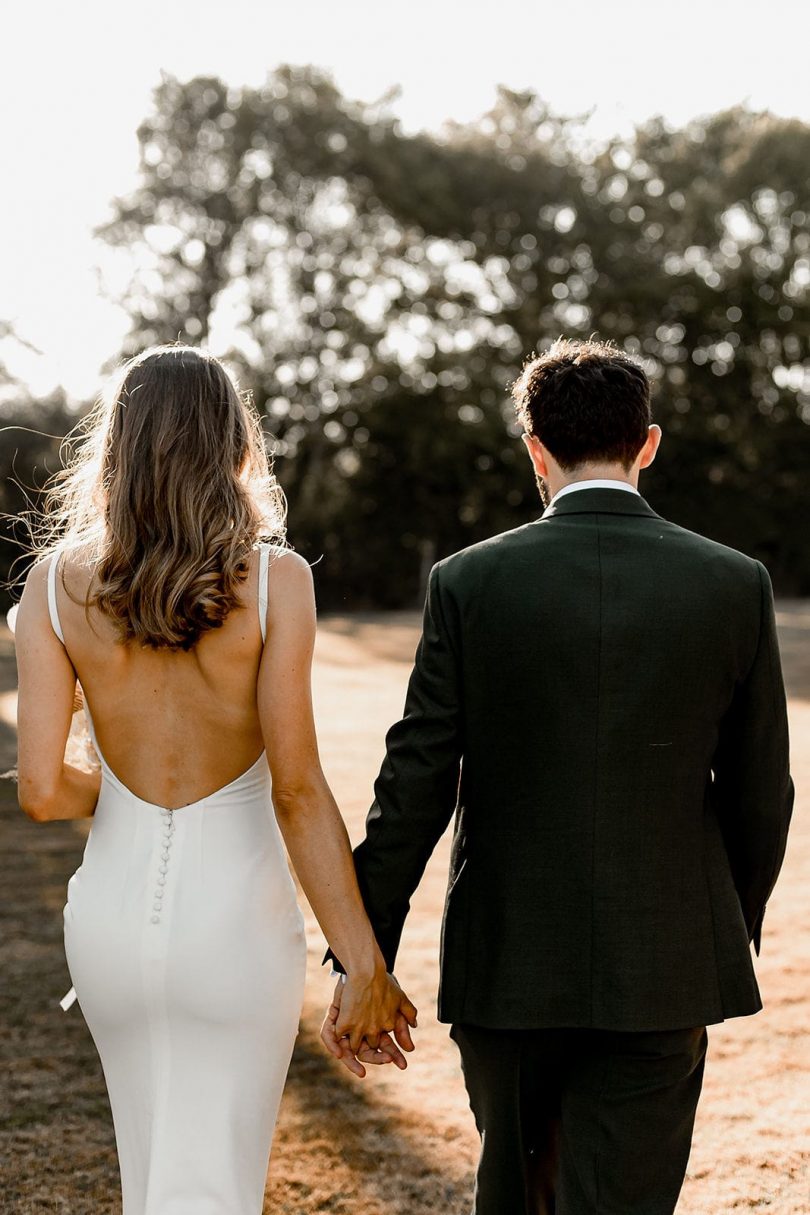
[451,1023,708,1215]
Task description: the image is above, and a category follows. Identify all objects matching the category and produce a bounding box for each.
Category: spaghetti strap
[47,553,65,645]
[257,544,269,644]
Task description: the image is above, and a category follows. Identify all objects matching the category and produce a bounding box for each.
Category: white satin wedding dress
[51,546,307,1215]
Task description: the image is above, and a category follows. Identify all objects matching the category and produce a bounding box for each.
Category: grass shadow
[270,1023,472,1215]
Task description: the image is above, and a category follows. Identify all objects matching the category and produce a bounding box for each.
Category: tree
[0,389,75,604]
[96,70,810,602]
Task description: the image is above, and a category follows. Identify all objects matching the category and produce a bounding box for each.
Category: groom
[326,337,794,1214]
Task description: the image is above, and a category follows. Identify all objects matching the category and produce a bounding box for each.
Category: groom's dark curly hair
[511,337,651,470]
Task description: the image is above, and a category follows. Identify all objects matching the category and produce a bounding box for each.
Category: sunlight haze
[1,0,808,399]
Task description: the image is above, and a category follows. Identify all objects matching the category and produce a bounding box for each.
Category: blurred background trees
[0,324,72,598]
[3,67,809,607]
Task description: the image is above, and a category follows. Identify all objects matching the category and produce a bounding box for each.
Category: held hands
[320,970,418,1079]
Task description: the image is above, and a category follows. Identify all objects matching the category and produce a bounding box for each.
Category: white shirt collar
[550,479,640,507]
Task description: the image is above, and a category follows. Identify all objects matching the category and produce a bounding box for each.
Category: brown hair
[37,345,286,650]
[511,337,651,470]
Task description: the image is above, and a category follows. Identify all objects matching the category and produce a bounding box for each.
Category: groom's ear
[637,424,662,471]
[522,433,549,479]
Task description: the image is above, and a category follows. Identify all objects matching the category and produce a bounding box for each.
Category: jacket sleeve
[712,560,794,955]
[327,562,464,974]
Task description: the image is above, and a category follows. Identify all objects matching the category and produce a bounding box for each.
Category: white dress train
[51,547,308,1215]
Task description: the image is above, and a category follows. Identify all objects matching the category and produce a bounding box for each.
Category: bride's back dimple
[52,548,273,810]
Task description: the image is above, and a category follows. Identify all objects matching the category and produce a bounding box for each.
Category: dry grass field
[1,607,808,1213]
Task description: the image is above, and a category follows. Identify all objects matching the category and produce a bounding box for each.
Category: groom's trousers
[451,1022,708,1215]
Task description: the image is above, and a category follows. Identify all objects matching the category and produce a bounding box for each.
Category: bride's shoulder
[19,548,64,600]
[255,539,303,565]
[262,547,314,604]
[13,550,66,633]
[53,543,97,594]
[18,546,97,618]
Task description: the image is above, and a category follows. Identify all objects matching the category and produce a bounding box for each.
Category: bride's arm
[258,551,416,1055]
[14,561,101,822]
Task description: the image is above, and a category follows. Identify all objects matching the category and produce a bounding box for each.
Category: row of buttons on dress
[151,808,175,924]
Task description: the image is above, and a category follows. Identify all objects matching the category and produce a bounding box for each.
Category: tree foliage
[0,390,75,600]
[6,70,809,608]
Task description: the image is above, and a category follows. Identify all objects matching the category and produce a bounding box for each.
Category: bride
[13,344,417,1214]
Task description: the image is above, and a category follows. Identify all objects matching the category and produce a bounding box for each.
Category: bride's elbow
[18,777,58,822]
[272,785,304,821]
[272,774,322,822]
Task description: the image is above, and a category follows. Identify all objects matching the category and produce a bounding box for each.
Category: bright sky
[1,0,808,400]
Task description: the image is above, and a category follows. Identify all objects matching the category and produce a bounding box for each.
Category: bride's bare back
[55,545,282,809]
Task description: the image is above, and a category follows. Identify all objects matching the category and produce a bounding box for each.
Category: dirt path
[1,607,808,1213]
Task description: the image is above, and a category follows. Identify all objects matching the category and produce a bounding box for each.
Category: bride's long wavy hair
[35,345,287,650]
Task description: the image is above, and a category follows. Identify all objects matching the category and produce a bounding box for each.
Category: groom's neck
[547,463,638,499]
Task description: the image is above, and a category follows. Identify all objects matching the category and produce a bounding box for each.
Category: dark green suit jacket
[346,488,794,1031]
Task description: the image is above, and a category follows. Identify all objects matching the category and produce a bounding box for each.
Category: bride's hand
[337,968,417,1053]
[325,971,417,1075]
[320,993,405,1078]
